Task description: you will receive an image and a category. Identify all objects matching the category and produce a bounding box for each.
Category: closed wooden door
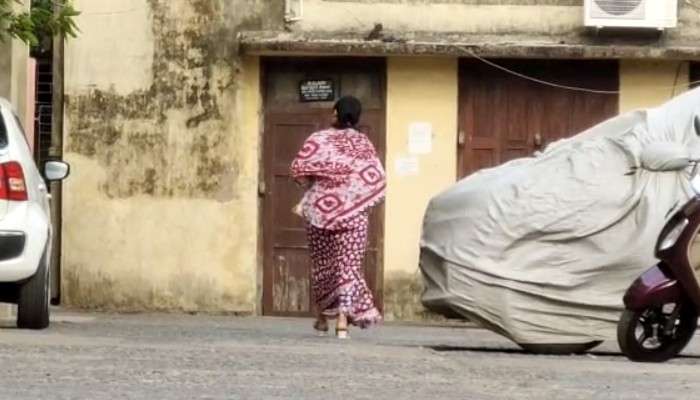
[262,58,386,317]
[458,59,619,177]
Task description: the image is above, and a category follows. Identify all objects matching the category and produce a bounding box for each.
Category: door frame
[258,56,387,316]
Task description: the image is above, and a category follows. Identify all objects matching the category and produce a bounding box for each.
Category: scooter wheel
[617,304,697,363]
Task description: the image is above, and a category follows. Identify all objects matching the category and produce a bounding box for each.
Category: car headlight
[659,218,689,251]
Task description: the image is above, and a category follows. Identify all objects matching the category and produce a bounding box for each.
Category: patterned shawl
[290,128,386,230]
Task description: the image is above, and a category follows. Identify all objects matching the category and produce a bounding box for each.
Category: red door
[458,59,619,177]
[261,58,386,316]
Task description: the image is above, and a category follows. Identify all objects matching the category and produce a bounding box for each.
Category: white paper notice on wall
[408,122,433,154]
[395,156,420,176]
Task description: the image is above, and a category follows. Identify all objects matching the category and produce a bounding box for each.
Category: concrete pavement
[0,310,698,399]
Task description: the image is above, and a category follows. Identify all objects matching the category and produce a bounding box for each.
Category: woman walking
[290,96,386,339]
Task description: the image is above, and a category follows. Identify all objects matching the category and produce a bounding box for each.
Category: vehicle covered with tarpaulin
[419,87,700,350]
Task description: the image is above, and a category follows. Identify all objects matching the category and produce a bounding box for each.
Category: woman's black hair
[333,96,362,129]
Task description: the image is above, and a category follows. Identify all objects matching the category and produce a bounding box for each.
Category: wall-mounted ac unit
[584,0,677,30]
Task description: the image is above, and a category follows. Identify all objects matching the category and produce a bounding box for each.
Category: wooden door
[458,59,619,177]
[262,58,386,317]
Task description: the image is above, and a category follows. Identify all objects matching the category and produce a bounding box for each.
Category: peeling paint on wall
[65,0,281,199]
[63,264,251,312]
[383,272,448,322]
[62,0,281,312]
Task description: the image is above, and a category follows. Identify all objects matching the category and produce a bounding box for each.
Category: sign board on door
[299,79,335,102]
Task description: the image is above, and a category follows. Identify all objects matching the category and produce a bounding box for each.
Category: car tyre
[16,249,49,330]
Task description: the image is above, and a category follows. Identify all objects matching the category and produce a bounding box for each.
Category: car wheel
[16,249,49,330]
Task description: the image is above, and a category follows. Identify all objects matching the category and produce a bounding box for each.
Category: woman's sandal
[313,319,329,336]
[335,326,349,340]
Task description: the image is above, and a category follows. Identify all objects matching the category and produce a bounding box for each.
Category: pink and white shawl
[290,128,386,230]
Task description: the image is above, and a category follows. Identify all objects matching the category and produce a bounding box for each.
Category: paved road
[0,310,698,399]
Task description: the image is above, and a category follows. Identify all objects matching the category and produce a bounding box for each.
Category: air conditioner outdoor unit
[584,0,678,30]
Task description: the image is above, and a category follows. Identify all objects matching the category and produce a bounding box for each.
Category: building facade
[59,0,700,320]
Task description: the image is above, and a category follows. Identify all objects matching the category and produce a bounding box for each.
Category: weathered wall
[383,57,458,321]
[296,0,579,35]
[61,0,280,312]
[0,37,30,122]
[290,0,700,45]
[619,60,690,113]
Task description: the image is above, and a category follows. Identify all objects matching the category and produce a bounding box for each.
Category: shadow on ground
[427,345,700,360]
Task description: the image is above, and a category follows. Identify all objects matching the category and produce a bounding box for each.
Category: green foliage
[0,0,79,46]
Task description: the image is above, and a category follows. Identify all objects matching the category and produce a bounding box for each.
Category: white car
[0,97,69,329]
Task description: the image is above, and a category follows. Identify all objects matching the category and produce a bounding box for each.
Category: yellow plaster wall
[383,57,458,319]
[297,0,580,35]
[619,60,690,113]
[61,0,262,313]
[0,39,29,122]
[240,56,263,309]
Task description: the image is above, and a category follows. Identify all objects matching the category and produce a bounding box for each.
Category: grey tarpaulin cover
[419,87,700,345]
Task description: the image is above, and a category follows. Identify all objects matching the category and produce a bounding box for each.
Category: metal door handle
[458,131,466,147]
[534,132,543,147]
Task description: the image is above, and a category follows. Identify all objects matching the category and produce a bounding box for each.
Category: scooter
[618,161,700,362]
